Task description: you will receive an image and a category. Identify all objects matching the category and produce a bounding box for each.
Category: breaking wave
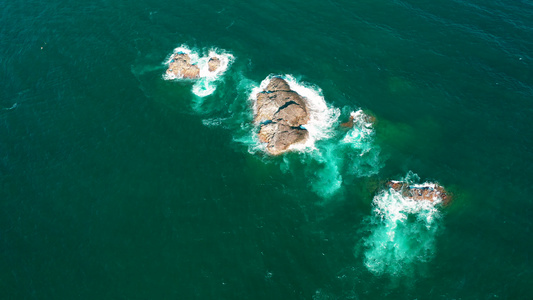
[361,172,444,277]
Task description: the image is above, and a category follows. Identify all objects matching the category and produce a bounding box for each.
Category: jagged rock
[208,57,221,72]
[254,77,310,155]
[387,181,451,205]
[166,53,200,79]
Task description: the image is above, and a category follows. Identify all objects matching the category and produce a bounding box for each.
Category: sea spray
[361,172,444,277]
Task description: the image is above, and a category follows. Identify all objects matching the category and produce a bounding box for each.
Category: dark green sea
[2,0,533,298]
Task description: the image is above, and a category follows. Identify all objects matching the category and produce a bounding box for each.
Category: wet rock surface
[207,57,221,72]
[254,77,310,155]
[387,181,451,205]
[166,53,200,79]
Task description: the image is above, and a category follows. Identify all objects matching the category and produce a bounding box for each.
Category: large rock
[166,53,200,79]
[254,77,310,155]
[387,181,451,205]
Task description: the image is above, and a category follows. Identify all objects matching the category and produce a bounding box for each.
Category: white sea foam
[306,110,381,198]
[198,49,234,79]
[284,75,341,152]
[191,80,217,98]
[201,117,232,128]
[342,110,382,177]
[362,172,443,277]
[342,110,374,148]
[163,45,234,97]
[307,145,344,198]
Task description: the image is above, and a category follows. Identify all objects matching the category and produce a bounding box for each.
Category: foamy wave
[163,45,234,97]
[192,80,217,98]
[362,172,443,277]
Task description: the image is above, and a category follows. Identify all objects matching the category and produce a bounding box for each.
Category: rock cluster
[254,77,310,155]
[166,53,223,79]
[387,181,451,205]
[166,53,200,79]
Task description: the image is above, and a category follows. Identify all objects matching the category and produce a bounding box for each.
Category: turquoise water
[1,0,533,298]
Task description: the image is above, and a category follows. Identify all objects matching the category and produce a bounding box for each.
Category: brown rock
[255,91,308,126]
[340,111,376,129]
[166,53,200,79]
[387,181,451,205]
[254,77,310,155]
[265,77,292,92]
[258,123,309,155]
[340,116,354,128]
[208,57,221,72]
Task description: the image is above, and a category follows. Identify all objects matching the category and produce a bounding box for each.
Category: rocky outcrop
[254,77,310,155]
[387,181,451,205]
[208,57,221,72]
[166,53,200,79]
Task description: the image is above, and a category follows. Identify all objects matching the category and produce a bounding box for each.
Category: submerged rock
[340,116,355,128]
[207,57,221,72]
[166,53,200,79]
[254,77,310,155]
[341,111,376,128]
[387,180,451,205]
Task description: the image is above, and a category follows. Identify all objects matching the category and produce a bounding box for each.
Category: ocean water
[1,0,532,298]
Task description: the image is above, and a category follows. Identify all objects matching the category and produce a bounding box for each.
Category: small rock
[208,57,221,72]
[387,180,451,205]
[166,53,200,79]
